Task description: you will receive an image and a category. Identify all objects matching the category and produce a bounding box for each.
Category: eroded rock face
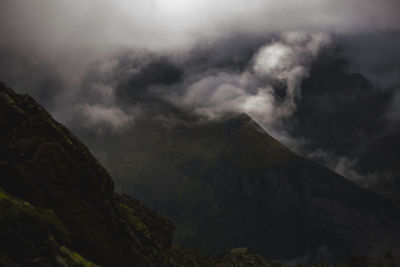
[0,82,176,266]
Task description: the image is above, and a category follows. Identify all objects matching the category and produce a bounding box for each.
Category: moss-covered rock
[212,248,285,267]
[170,245,211,267]
[0,188,97,266]
[0,82,177,266]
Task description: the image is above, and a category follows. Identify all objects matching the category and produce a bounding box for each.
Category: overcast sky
[1,0,400,55]
[1,0,399,129]
[1,0,400,189]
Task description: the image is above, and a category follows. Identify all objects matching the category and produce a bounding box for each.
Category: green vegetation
[56,246,99,267]
[0,188,97,266]
[116,202,153,239]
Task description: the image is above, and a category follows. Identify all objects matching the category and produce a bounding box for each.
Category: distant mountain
[291,57,400,204]
[87,112,400,264]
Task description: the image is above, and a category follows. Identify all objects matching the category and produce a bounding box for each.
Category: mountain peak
[100,106,400,263]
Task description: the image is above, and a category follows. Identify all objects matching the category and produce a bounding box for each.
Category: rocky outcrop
[212,248,284,267]
[0,188,97,266]
[0,82,176,266]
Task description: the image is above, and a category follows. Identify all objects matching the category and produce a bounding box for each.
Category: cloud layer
[175,32,331,136]
[1,0,399,53]
[1,1,400,193]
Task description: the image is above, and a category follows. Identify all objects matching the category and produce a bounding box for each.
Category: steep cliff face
[0,82,178,266]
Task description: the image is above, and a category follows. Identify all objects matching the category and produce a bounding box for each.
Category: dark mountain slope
[87,113,400,264]
[1,82,399,267]
[194,116,399,261]
[292,57,391,157]
[290,57,400,204]
[0,82,203,266]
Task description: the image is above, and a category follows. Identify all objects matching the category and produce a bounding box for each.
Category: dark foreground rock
[212,249,399,267]
[0,82,185,266]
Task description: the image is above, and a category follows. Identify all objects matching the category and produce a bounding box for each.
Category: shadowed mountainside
[84,112,400,264]
[1,82,399,267]
[291,57,400,205]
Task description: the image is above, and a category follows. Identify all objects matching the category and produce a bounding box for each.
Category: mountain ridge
[85,106,400,264]
[1,81,399,266]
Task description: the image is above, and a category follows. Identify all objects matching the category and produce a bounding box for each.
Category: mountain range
[1,82,399,266]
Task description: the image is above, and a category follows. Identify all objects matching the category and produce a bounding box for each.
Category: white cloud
[0,1,398,134]
[76,104,134,133]
[175,32,331,133]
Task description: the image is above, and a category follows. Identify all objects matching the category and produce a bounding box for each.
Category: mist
[1,0,400,195]
[1,0,399,85]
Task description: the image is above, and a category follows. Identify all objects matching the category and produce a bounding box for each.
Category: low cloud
[1,1,400,193]
[1,1,398,140]
[173,32,331,136]
[76,104,134,133]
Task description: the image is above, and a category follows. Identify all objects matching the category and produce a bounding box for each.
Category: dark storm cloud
[116,57,183,103]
